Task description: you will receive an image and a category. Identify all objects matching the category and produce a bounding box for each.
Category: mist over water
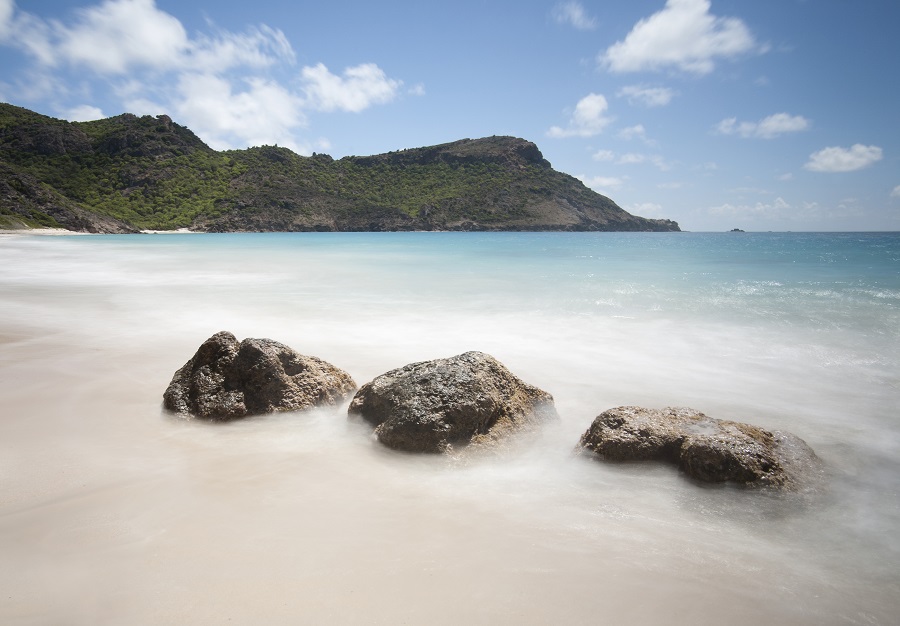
[1,232,898,624]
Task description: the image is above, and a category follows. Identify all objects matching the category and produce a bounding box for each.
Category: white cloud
[804,144,883,173]
[617,124,647,141]
[890,186,900,198]
[626,202,665,218]
[6,0,295,75]
[616,152,670,171]
[590,147,669,169]
[0,0,13,38]
[65,104,105,121]
[620,153,648,165]
[547,93,612,138]
[552,1,597,30]
[577,175,625,194]
[0,0,405,152]
[617,85,675,107]
[709,197,791,217]
[55,0,189,73]
[0,1,55,64]
[408,83,426,96]
[601,0,758,74]
[125,74,308,152]
[301,63,402,113]
[185,25,295,74]
[716,113,810,139]
[165,74,307,151]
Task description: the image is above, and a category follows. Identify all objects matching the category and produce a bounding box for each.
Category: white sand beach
[1,232,897,625]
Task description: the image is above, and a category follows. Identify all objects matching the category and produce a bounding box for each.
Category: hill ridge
[0,103,680,233]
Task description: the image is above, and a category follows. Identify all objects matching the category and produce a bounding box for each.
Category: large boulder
[348,351,558,453]
[163,331,357,420]
[578,406,818,488]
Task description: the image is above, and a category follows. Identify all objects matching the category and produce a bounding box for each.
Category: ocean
[1,231,898,624]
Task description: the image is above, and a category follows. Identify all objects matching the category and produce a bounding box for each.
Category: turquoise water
[1,232,898,624]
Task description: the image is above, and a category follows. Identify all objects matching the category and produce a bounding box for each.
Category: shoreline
[0,227,202,237]
[0,228,91,237]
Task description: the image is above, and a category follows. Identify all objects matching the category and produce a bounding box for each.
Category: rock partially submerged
[578,406,818,488]
[348,351,558,453]
[163,331,356,420]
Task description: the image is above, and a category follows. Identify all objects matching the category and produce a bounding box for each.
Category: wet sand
[1,232,897,624]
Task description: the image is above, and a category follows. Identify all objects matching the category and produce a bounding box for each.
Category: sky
[1,0,898,231]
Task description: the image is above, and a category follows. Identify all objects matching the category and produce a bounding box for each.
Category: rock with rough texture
[163,331,357,420]
[578,406,818,488]
[348,351,558,453]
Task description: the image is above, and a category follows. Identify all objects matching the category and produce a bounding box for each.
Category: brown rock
[163,331,356,420]
[348,351,558,453]
[579,406,818,488]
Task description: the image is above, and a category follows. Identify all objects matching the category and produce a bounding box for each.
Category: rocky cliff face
[0,103,680,233]
[0,162,136,232]
[347,136,552,169]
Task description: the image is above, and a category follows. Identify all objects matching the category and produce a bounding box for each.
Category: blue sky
[1,0,898,231]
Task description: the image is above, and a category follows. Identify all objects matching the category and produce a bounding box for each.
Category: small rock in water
[163,331,357,420]
[348,351,558,453]
[578,406,818,488]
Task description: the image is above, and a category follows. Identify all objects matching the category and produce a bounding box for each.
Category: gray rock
[348,351,558,453]
[579,406,818,487]
[163,331,356,420]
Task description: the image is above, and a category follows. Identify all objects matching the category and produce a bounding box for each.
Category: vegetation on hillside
[0,103,680,233]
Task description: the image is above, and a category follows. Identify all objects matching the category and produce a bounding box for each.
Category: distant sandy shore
[0,227,202,237]
[0,228,90,237]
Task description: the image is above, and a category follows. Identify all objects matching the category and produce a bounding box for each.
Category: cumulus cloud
[548,93,612,138]
[716,113,810,139]
[163,74,307,151]
[0,0,405,152]
[592,149,615,161]
[6,0,293,75]
[577,175,625,195]
[301,63,402,113]
[600,0,758,74]
[617,85,675,107]
[54,0,189,73]
[804,144,883,173]
[552,1,596,30]
[65,104,105,121]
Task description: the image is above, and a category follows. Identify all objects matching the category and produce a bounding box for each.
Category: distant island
[0,103,679,234]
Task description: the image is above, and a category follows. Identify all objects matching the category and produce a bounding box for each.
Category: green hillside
[0,103,680,233]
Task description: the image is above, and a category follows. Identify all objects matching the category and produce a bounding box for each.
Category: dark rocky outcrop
[578,406,818,488]
[0,162,136,233]
[348,351,558,453]
[163,331,356,420]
